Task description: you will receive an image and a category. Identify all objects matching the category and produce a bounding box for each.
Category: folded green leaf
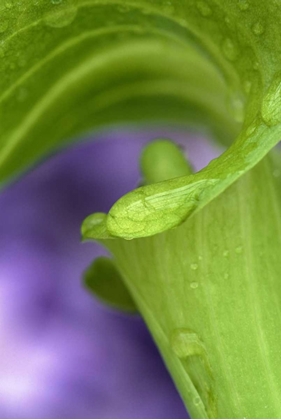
[4,2,281,417]
[102,155,281,418]
[0,0,254,193]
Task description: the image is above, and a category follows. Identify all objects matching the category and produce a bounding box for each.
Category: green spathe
[2,0,281,418]
[1,0,281,203]
[104,156,281,418]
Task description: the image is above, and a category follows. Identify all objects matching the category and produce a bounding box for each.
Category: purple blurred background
[0,128,221,418]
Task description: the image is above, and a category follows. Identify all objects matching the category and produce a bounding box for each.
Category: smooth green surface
[103,155,281,418]
[140,139,193,184]
[83,256,137,312]
[0,0,240,187]
[81,212,113,240]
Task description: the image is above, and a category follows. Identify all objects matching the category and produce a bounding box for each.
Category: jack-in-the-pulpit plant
[1,0,281,417]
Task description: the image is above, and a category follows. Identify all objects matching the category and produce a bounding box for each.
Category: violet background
[0,128,220,418]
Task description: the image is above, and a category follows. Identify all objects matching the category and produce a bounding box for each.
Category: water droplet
[252,22,264,36]
[196,1,212,17]
[222,38,238,62]
[171,330,216,416]
[235,246,243,254]
[163,0,175,14]
[261,75,281,126]
[45,0,77,28]
[191,263,198,271]
[190,282,199,289]
[193,396,202,406]
[227,90,245,123]
[238,0,249,11]
[170,329,206,359]
[223,250,229,257]
[0,21,8,33]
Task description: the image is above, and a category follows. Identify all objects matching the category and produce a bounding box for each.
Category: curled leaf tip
[106,177,218,239]
[81,212,112,241]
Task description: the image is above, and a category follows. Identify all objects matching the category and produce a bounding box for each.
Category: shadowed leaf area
[84,256,137,313]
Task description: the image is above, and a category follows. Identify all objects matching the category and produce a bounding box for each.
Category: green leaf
[0,0,240,187]
[4,1,281,417]
[83,256,138,313]
[102,155,281,418]
[47,1,278,240]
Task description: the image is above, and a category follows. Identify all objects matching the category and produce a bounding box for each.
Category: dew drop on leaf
[163,0,175,14]
[261,75,281,126]
[193,396,202,406]
[170,329,205,359]
[235,246,243,254]
[238,0,249,11]
[227,90,245,123]
[252,22,264,36]
[190,282,199,289]
[45,0,77,28]
[196,1,212,17]
[222,38,238,62]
